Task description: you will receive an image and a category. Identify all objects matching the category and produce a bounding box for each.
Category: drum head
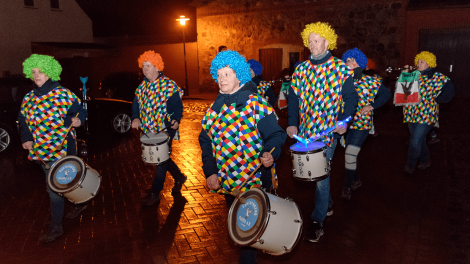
[140,132,168,144]
[47,156,85,193]
[290,141,325,152]
[228,188,269,245]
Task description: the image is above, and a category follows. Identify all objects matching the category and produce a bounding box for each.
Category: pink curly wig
[138,51,164,71]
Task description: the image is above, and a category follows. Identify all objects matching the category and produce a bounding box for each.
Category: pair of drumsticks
[32,113,79,169]
[219,147,276,197]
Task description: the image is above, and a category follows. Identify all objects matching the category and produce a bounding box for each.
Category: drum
[290,141,329,181]
[47,156,101,204]
[228,188,303,255]
[140,132,170,165]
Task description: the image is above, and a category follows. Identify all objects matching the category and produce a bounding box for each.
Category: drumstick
[232,147,276,196]
[32,148,50,169]
[140,127,150,138]
[57,113,79,150]
[307,116,352,142]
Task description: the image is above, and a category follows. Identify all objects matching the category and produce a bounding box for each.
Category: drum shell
[291,146,329,181]
[228,188,303,256]
[141,133,170,165]
[47,156,101,204]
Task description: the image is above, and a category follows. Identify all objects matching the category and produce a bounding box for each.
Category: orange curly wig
[138,50,164,71]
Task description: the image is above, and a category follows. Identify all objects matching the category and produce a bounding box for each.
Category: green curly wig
[414,51,436,68]
[23,54,62,81]
[301,22,338,50]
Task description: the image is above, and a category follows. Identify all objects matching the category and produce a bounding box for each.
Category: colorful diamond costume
[20,87,79,161]
[201,94,276,194]
[135,76,183,133]
[350,76,382,130]
[291,57,353,146]
[403,72,448,125]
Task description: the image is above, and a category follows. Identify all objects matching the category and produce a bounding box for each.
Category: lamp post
[176,15,190,96]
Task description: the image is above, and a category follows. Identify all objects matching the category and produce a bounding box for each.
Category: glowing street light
[176,15,190,96]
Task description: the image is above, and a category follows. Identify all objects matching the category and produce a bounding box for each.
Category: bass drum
[228,188,303,255]
[47,155,101,204]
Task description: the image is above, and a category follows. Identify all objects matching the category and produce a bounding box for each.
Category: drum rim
[228,188,271,246]
[290,147,325,155]
[141,137,169,146]
[293,174,329,182]
[47,155,87,193]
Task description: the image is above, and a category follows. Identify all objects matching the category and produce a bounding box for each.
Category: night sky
[75,0,197,41]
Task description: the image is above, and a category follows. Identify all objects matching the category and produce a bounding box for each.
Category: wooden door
[259,48,282,82]
[419,28,470,96]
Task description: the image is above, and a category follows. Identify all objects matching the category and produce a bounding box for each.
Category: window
[24,0,34,7]
[50,0,60,9]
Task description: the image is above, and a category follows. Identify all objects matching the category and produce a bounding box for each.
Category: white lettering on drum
[297,155,304,176]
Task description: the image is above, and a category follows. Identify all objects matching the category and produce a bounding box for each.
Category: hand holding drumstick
[22,142,50,169]
[57,113,80,150]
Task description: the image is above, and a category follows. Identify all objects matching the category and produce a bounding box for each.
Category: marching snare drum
[47,155,101,204]
[228,188,303,256]
[140,132,170,165]
[290,141,329,181]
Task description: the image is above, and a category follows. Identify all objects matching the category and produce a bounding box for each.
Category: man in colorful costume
[131,50,187,206]
[18,54,87,243]
[403,51,455,174]
[287,22,358,242]
[247,59,277,107]
[199,50,286,263]
[341,48,390,200]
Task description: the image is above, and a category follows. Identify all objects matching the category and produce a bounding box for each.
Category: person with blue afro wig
[342,48,368,70]
[201,50,287,264]
[247,59,263,76]
[210,50,251,88]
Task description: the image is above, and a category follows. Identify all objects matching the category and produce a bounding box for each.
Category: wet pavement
[0,94,469,264]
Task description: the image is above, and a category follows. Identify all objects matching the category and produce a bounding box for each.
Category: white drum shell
[62,165,101,204]
[141,133,170,165]
[291,147,329,181]
[228,188,303,256]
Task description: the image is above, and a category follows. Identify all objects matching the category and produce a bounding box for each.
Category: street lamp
[176,15,190,96]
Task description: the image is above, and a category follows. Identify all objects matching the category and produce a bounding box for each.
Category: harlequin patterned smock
[349,76,381,130]
[201,93,276,194]
[135,76,183,133]
[20,87,79,161]
[291,57,353,146]
[403,72,448,125]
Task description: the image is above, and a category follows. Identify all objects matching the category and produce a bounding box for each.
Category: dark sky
[75,0,197,41]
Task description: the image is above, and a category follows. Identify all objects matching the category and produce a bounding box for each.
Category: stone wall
[195,0,406,92]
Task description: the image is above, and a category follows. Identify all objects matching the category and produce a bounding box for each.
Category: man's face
[308,33,329,56]
[142,61,159,81]
[32,68,49,87]
[345,58,359,69]
[416,59,429,71]
[217,66,240,94]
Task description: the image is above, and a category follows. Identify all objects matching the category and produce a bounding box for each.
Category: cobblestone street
[0,95,469,264]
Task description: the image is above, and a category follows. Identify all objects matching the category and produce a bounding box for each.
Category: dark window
[24,0,34,7]
[289,52,300,70]
[50,0,60,9]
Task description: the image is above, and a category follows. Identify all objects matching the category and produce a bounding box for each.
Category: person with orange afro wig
[131,50,187,206]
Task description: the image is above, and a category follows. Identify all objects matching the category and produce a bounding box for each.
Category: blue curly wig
[247,59,263,76]
[210,50,251,85]
[342,48,368,69]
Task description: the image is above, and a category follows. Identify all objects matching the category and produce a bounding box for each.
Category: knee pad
[345,145,361,170]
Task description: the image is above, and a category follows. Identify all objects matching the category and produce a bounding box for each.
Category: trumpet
[386,66,415,73]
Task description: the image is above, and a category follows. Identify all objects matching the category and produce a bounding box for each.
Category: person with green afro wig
[23,54,62,81]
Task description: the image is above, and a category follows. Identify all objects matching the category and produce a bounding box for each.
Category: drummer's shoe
[428,137,440,145]
[305,221,324,243]
[350,180,362,191]
[341,188,351,200]
[404,164,414,175]
[326,207,334,217]
[142,192,160,206]
[417,159,431,170]
[172,176,187,194]
[65,204,88,219]
[39,226,63,243]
